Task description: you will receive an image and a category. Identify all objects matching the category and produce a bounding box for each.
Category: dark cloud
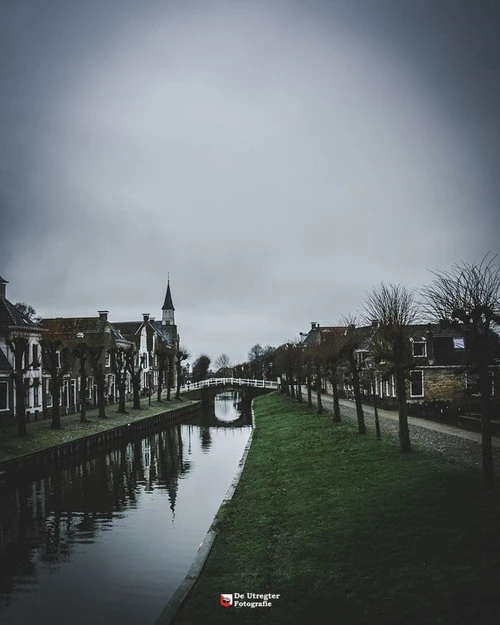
[1,0,499,363]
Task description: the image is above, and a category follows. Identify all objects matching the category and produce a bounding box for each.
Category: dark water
[0,393,251,625]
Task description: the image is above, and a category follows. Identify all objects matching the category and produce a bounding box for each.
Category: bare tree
[421,254,500,489]
[339,316,366,434]
[126,346,145,409]
[214,353,232,376]
[156,342,173,402]
[14,302,41,323]
[40,336,73,429]
[364,283,420,453]
[7,335,30,437]
[73,341,90,423]
[87,343,107,419]
[175,345,191,399]
[110,347,128,414]
[319,331,343,422]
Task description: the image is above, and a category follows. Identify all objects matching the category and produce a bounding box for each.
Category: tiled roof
[112,321,142,337]
[0,297,42,333]
[152,321,177,346]
[40,317,133,347]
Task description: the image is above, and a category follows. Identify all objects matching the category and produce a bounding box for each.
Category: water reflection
[0,397,252,625]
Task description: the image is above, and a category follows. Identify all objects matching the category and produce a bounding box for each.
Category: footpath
[303,387,500,470]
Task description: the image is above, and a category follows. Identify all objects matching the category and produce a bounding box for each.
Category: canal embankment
[0,396,201,477]
[172,392,500,625]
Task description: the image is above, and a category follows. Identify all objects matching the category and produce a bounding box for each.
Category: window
[385,375,395,397]
[25,385,31,407]
[24,343,30,368]
[46,381,53,407]
[143,352,148,368]
[453,337,465,350]
[33,382,40,406]
[412,341,427,357]
[410,370,424,397]
[105,352,111,367]
[32,344,39,366]
[0,381,8,410]
[56,351,61,368]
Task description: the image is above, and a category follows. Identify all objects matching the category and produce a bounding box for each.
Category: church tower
[162,279,175,326]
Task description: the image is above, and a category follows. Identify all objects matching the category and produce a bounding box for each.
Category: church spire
[161,278,175,326]
[162,278,175,311]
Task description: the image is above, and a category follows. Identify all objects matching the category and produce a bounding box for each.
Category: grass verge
[172,392,500,625]
[0,396,196,463]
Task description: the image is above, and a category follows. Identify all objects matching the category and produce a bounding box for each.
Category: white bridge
[180,377,280,392]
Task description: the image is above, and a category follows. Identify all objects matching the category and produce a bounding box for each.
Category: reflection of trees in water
[0,421,190,603]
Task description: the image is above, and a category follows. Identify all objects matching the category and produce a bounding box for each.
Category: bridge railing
[179,377,280,393]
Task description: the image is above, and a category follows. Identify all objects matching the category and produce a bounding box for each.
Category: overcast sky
[1,0,499,365]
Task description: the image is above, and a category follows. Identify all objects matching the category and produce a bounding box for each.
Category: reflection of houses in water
[0,422,191,600]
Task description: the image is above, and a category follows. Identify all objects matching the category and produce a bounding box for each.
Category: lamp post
[366,357,381,440]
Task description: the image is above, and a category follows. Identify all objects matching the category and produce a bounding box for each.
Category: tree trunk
[316,369,323,415]
[166,358,172,401]
[117,379,126,414]
[176,358,182,399]
[351,361,366,434]
[133,374,141,409]
[395,369,411,453]
[331,377,341,423]
[157,369,163,403]
[15,373,27,437]
[51,381,62,429]
[296,372,303,403]
[306,375,313,408]
[79,361,88,423]
[479,364,494,490]
[96,369,107,419]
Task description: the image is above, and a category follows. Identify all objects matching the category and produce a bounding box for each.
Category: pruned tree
[192,354,211,383]
[40,336,73,429]
[364,283,420,453]
[175,345,191,399]
[73,341,90,423]
[421,254,500,489]
[110,347,128,414]
[126,346,145,409]
[156,342,173,403]
[302,344,314,408]
[339,316,366,434]
[87,343,107,419]
[7,334,31,437]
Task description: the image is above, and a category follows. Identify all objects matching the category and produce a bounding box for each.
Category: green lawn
[0,396,197,463]
[173,393,500,625]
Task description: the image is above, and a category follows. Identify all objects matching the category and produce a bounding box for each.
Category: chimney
[311,322,318,330]
[0,276,8,299]
[150,316,155,323]
[98,310,109,322]
[143,313,150,322]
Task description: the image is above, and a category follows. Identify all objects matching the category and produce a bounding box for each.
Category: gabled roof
[111,321,142,337]
[40,316,133,347]
[162,281,175,311]
[0,297,42,334]
[152,320,177,346]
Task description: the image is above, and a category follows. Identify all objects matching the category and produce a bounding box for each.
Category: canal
[0,393,252,625]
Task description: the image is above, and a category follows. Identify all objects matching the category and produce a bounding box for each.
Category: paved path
[299,387,500,470]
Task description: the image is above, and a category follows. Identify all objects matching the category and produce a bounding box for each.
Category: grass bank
[173,392,500,625]
[0,396,196,463]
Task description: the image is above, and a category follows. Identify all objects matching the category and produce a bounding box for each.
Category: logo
[220,594,233,608]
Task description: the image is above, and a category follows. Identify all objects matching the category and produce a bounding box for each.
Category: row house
[300,320,500,408]
[0,276,179,423]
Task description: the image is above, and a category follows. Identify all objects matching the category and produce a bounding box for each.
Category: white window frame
[105,352,111,367]
[410,370,424,398]
[412,341,427,357]
[33,382,40,407]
